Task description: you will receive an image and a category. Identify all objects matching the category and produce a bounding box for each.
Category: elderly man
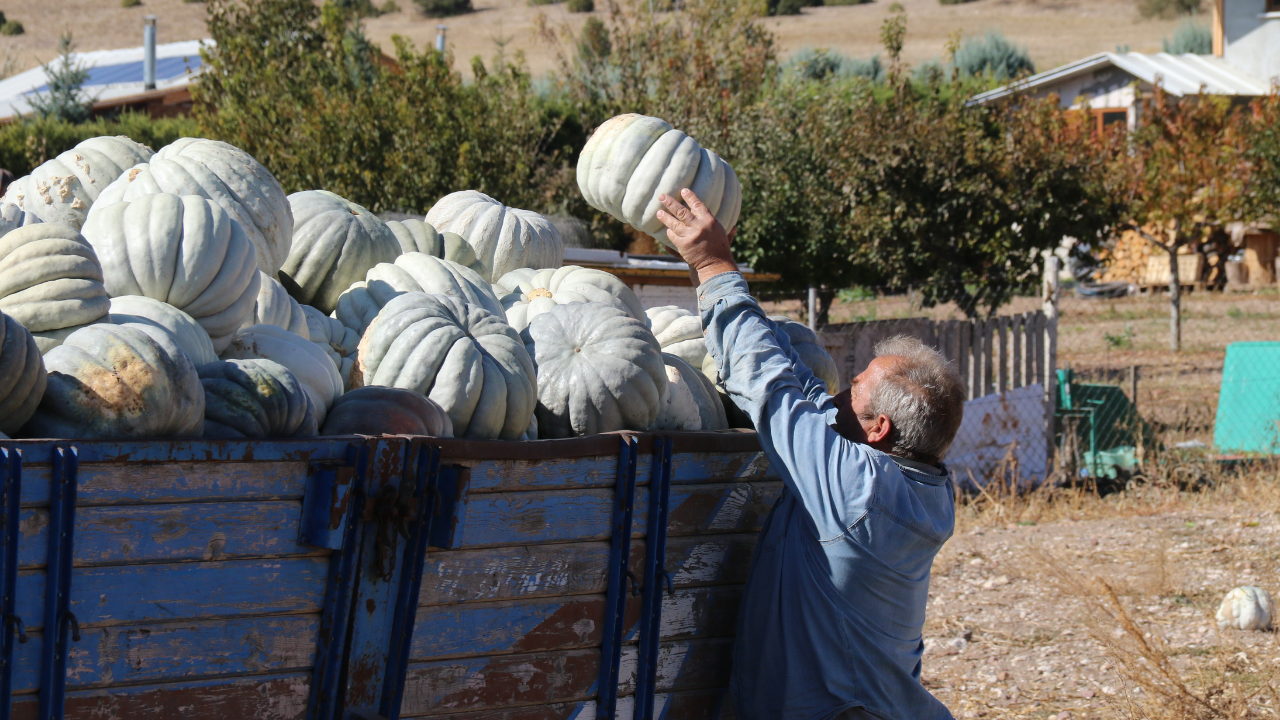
[656,189,967,720]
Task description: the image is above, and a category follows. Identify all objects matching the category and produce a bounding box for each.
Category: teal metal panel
[1215,342,1280,454]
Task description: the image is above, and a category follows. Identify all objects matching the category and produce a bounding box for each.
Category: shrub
[567,0,593,12]
[822,0,871,5]
[782,48,882,82]
[121,0,142,7]
[953,29,1035,80]
[1138,0,1201,19]
[530,0,561,6]
[577,16,611,62]
[0,113,199,176]
[771,0,808,15]
[0,20,24,35]
[939,0,977,4]
[1163,19,1211,54]
[29,34,93,125]
[381,0,400,10]
[414,0,472,16]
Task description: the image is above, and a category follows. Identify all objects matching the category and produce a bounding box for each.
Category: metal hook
[626,569,642,597]
[63,611,80,643]
[7,614,26,644]
[662,570,675,597]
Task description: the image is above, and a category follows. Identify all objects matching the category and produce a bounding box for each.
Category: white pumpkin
[654,353,727,432]
[25,323,204,438]
[0,223,110,352]
[493,265,646,332]
[243,271,309,338]
[577,114,741,248]
[0,311,47,434]
[334,253,504,335]
[221,324,344,424]
[302,305,360,391]
[0,201,41,236]
[523,302,667,438]
[425,191,563,282]
[2,136,154,229]
[108,295,218,367]
[645,305,717,376]
[357,292,536,440]
[199,358,318,438]
[385,218,489,277]
[768,315,840,392]
[90,138,293,276]
[280,190,401,314]
[82,193,261,353]
[1216,586,1273,631]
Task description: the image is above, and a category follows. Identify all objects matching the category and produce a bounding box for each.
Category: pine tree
[28,33,94,124]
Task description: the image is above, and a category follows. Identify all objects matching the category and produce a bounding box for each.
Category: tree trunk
[1168,245,1181,352]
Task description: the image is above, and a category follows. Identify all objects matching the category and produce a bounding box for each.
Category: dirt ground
[0,0,1182,79]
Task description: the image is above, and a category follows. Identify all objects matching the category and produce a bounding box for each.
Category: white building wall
[1224,0,1280,85]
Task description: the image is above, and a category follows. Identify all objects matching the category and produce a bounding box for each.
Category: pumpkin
[242,271,309,338]
[0,311,47,434]
[645,305,716,379]
[90,138,293,276]
[385,218,489,276]
[199,358,318,438]
[221,324,344,424]
[523,302,666,438]
[768,315,840,392]
[334,253,504,335]
[0,223,110,352]
[301,305,360,391]
[577,114,741,248]
[1217,586,1273,631]
[493,265,646,332]
[25,323,204,438]
[279,190,401,314]
[1,136,154,229]
[425,191,563,282]
[0,201,41,236]
[358,292,536,440]
[320,386,453,437]
[108,295,218,367]
[653,353,727,432]
[82,193,261,353]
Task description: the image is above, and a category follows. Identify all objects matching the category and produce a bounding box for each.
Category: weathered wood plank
[17,501,319,569]
[11,671,313,720]
[15,557,329,631]
[665,482,778,537]
[11,615,318,693]
[466,456,620,493]
[1011,314,1023,389]
[667,452,774,485]
[404,689,726,720]
[20,461,310,508]
[996,316,1009,394]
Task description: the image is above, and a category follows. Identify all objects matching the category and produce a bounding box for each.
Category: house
[970,0,1273,132]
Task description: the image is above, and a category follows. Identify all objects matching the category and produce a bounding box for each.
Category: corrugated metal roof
[970,52,1269,105]
[0,40,208,120]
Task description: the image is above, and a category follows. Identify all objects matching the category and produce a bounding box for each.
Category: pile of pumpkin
[0,114,837,441]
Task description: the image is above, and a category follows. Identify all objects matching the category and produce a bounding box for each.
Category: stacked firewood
[1093,227,1156,283]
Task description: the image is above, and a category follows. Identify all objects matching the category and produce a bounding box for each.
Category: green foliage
[530,0,561,6]
[1104,325,1134,349]
[952,30,1034,80]
[1163,19,1211,54]
[414,0,472,16]
[567,0,594,11]
[821,0,871,6]
[121,0,143,7]
[1138,0,1201,19]
[28,34,94,125]
[0,113,198,176]
[782,48,882,82]
[0,21,21,36]
[577,17,611,63]
[768,0,809,17]
[381,0,400,11]
[333,0,386,16]
[938,0,977,4]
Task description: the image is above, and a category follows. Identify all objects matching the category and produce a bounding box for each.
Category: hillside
[0,0,1187,79]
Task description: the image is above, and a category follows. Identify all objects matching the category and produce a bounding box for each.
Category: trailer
[0,431,776,719]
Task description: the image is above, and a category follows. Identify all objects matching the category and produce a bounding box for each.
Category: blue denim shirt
[699,272,955,720]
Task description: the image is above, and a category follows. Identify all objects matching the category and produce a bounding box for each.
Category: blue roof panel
[25,55,201,95]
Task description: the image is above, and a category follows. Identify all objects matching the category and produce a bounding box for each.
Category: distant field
[0,0,1187,79]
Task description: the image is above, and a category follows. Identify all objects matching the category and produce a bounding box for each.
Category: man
[655,188,967,720]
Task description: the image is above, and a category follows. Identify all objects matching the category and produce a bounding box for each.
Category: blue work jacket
[699,272,955,720]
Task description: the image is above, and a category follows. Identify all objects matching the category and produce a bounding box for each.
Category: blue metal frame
[0,448,22,715]
[307,441,370,720]
[634,437,674,720]
[379,443,441,720]
[38,445,79,720]
[597,435,638,720]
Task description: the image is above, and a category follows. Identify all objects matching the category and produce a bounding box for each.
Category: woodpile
[1093,226,1157,283]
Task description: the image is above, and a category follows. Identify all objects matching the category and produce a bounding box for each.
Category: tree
[28,34,94,124]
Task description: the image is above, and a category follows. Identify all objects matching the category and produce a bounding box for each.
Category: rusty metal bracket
[0,447,21,715]
[597,435,638,720]
[39,445,79,720]
[300,447,362,551]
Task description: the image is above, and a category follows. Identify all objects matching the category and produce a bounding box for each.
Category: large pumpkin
[243,271,309,338]
[0,311,47,434]
[301,305,360,391]
[768,315,840,392]
[0,224,110,353]
[25,323,204,438]
[0,201,41,236]
[654,353,727,432]
[334,253,504,335]
[493,265,646,332]
[320,386,452,437]
[221,324,343,424]
[199,358,318,438]
[1,136,154,229]
[358,292,536,440]
[90,138,293,276]
[385,218,489,277]
[280,190,401,314]
[425,191,563,282]
[108,295,218,367]
[577,114,741,248]
[523,302,666,438]
[82,193,260,353]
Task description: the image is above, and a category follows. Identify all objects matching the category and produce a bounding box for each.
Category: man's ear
[865,414,893,444]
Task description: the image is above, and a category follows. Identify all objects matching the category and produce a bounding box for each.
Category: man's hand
[656,188,739,286]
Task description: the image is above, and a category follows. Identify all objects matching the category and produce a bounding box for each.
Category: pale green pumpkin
[0,223,110,352]
[199,358,318,438]
[0,310,47,434]
[108,295,218,367]
[221,323,344,425]
[425,191,563,282]
[280,190,401,314]
[493,265,646,332]
[334,253,504,335]
[242,271,310,339]
[2,135,154,229]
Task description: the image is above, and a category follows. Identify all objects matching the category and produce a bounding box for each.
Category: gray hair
[860,335,966,465]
